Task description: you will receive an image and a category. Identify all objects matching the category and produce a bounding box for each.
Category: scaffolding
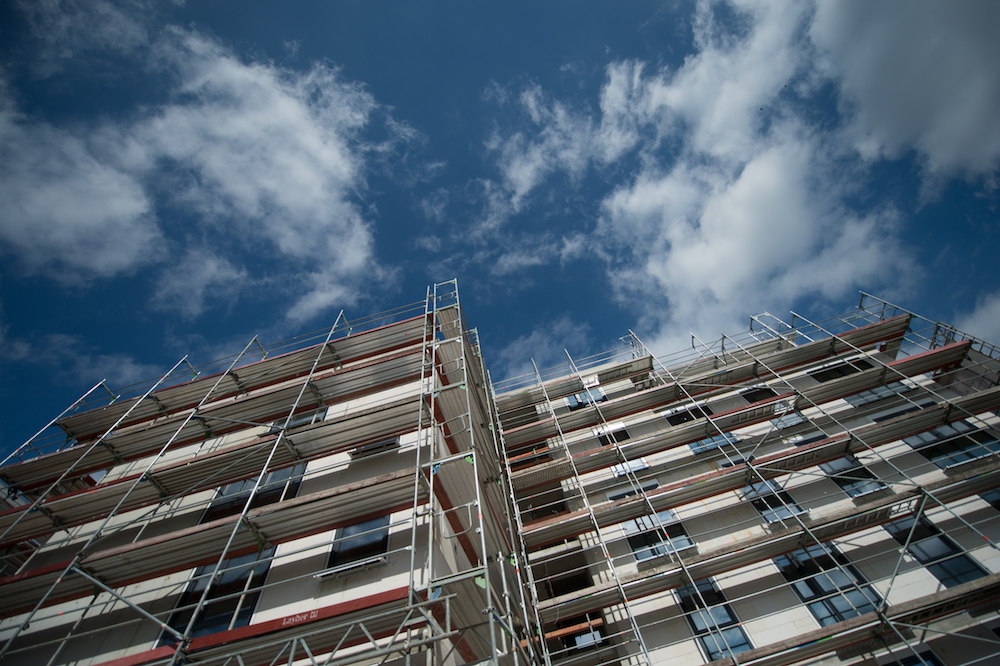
[491,294,1000,666]
[5,287,1000,666]
[0,280,536,666]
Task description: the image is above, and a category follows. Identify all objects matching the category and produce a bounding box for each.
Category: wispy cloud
[0,82,162,281]
[2,13,417,325]
[492,316,592,381]
[3,332,162,388]
[472,0,996,352]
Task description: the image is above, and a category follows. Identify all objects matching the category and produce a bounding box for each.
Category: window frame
[743,479,808,524]
[884,515,987,588]
[676,579,753,662]
[328,514,391,570]
[819,455,886,498]
[773,543,880,627]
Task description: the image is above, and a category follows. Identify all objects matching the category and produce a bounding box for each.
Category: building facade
[2,284,1000,666]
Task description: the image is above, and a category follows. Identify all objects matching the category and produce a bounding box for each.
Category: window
[350,437,400,459]
[270,408,325,433]
[883,650,943,666]
[808,358,873,383]
[884,515,987,588]
[163,548,273,642]
[611,458,648,477]
[743,479,807,524]
[871,399,934,423]
[665,404,714,427]
[740,386,778,403]
[329,515,390,568]
[771,411,806,429]
[689,432,738,455]
[597,424,631,447]
[845,381,907,408]
[203,463,305,522]
[820,456,885,498]
[904,420,1000,469]
[980,487,1000,511]
[567,388,606,411]
[774,543,879,626]
[608,483,694,561]
[720,454,754,469]
[677,579,752,661]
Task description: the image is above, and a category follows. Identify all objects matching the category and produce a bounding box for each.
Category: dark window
[744,480,807,524]
[666,404,714,427]
[885,516,987,588]
[883,650,943,666]
[598,425,631,447]
[980,488,1000,511]
[163,548,273,642]
[774,543,879,626]
[904,420,1000,469]
[567,388,606,411]
[677,579,752,661]
[740,386,778,403]
[819,456,885,498]
[349,437,400,459]
[329,515,390,568]
[808,358,873,383]
[203,463,305,522]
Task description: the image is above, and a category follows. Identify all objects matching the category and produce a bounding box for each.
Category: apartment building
[1,285,1000,666]
[493,294,1000,666]
[0,281,537,666]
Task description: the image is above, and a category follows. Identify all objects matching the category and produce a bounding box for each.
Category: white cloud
[0,85,162,280]
[153,248,248,318]
[811,0,1000,178]
[17,0,155,75]
[492,316,592,381]
[956,290,1000,345]
[121,29,397,321]
[2,332,161,387]
[479,0,927,351]
[4,17,409,323]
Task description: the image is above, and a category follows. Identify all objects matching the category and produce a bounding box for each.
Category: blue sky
[1,0,999,453]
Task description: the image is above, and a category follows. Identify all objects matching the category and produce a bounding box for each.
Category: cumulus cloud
[115,29,387,321]
[0,84,162,280]
[3,13,410,323]
[811,0,1000,178]
[956,290,1000,345]
[476,0,1000,352]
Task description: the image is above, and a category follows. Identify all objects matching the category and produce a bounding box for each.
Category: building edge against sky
[0,281,999,666]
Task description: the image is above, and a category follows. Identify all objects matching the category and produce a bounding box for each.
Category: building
[2,283,1000,666]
